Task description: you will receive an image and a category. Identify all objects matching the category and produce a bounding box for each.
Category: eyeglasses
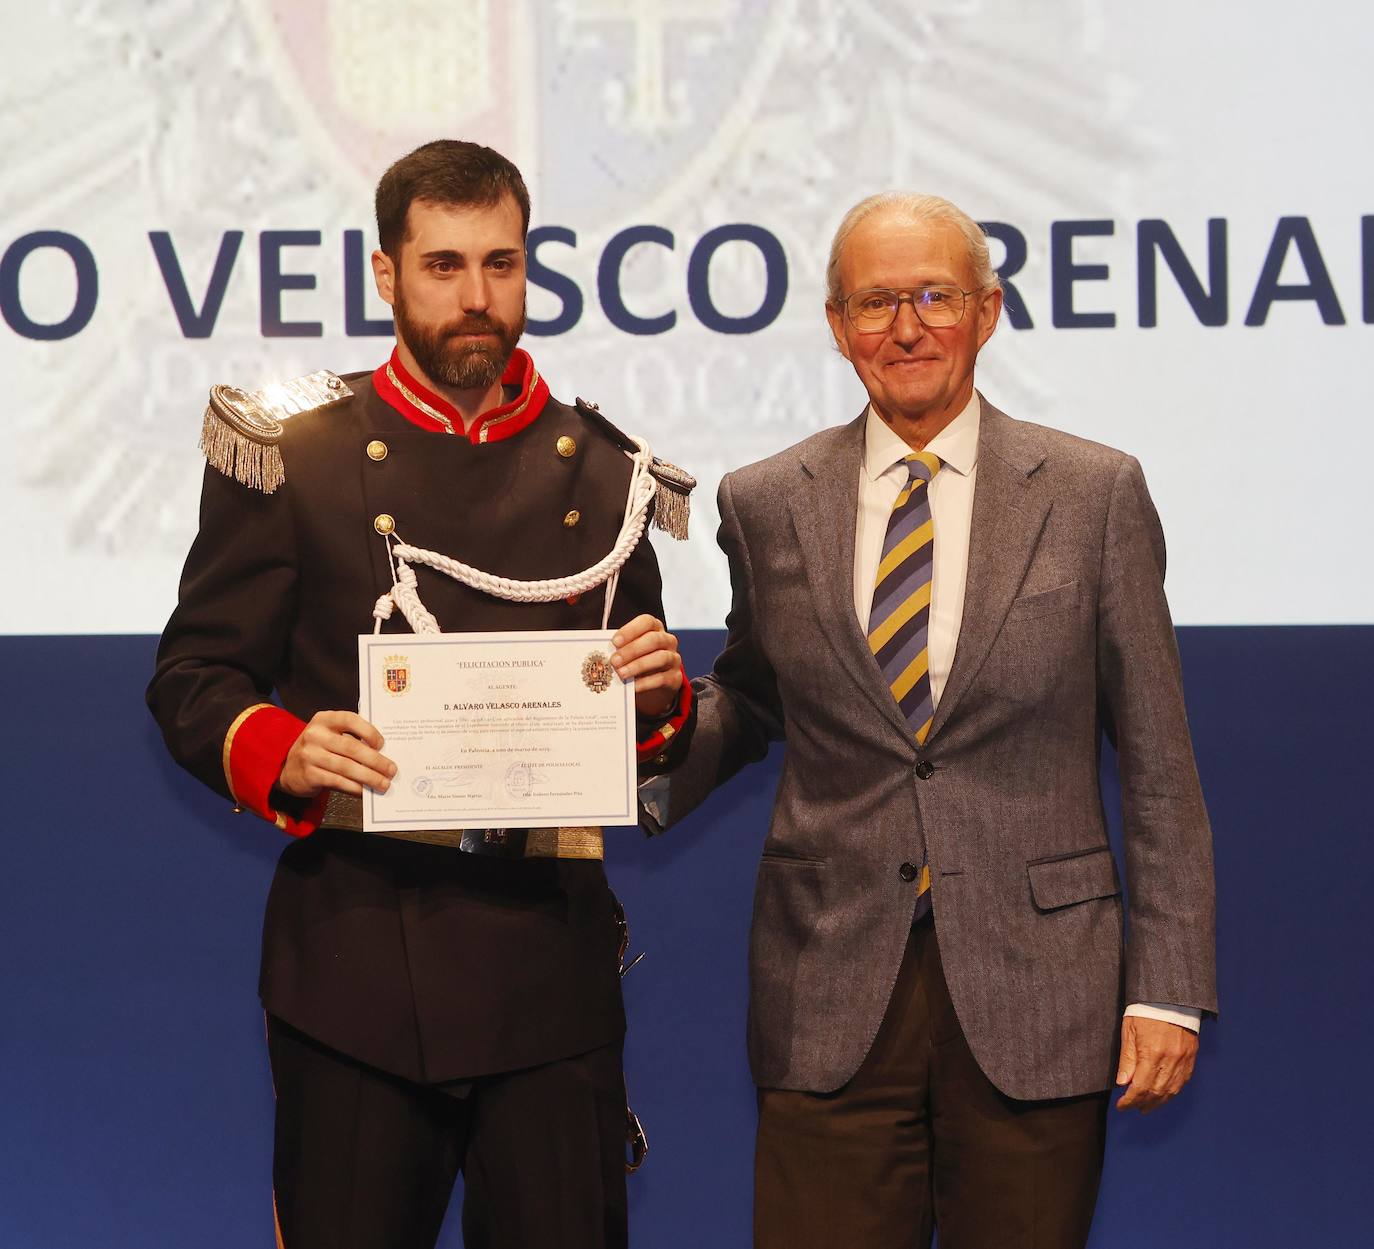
[837,285,985,332]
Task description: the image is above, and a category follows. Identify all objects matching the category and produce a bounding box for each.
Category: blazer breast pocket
[1006,579,1080,623]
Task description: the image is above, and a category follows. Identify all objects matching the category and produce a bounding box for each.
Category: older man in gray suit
[632,192,1216,1248]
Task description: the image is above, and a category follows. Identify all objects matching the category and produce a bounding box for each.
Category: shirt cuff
[1124,1002,1202,1033]
[635,662,692,763]
[637,775,670,836]
[222,704,324,838]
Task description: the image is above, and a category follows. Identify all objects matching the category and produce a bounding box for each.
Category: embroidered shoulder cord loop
[374,439,656,634]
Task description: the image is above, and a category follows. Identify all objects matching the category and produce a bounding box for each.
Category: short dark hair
[375,140,531,257]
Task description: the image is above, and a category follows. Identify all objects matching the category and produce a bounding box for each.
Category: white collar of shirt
[862,391,981,482]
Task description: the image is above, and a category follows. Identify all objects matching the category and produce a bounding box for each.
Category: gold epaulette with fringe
[574,396,696,540]
[200,371,353,493]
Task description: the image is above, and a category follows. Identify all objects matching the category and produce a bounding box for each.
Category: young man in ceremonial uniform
[148,141,691,1249]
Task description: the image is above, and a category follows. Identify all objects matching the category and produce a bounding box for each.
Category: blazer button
[915,760,935,780]
[899,862,918,883]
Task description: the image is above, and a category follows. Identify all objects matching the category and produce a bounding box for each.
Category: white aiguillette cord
[371,439,657,635]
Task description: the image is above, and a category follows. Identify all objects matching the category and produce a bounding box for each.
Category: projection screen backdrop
[2,0,1370,632]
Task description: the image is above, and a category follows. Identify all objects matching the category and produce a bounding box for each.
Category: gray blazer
[654,401,1217,1100]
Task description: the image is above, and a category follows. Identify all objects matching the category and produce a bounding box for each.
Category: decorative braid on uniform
[373,399,694,632]
[199,370,694,630]
[376,434,661,632]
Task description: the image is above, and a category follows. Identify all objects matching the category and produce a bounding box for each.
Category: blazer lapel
[788,413,915,743]
[928,402,1051,741]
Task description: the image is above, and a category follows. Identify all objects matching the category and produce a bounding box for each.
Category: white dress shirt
[853,394,980,697]
[854,395,1200,1034]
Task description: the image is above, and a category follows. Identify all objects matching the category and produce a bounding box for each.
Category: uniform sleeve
[147,463,323,837]
[635,666,693,766]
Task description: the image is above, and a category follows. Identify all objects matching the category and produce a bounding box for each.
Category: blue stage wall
[1,627,1369,1248]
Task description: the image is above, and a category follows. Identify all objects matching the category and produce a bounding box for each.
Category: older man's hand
[611,614,682,718]
[1114,1015,1199,1113]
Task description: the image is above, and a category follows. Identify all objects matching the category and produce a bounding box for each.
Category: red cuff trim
[224,705,320,838]
[372,347,549,444]
[636,662,693,761]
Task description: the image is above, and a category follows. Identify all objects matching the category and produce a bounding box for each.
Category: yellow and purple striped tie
[869,450,941,907]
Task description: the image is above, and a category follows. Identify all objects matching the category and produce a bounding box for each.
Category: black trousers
[755,918,1110,1249]
[266,1016,628,1249]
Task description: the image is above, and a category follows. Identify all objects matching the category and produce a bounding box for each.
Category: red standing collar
[372,346,550,444]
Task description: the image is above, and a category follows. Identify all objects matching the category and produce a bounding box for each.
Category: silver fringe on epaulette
[649,459,696,541]
[199,371,351,494]
[200,387,286,494]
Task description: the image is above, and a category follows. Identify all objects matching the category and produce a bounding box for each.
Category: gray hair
[825,192,1000,302]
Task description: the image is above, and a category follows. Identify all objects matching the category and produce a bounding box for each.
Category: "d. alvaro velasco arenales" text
[444,702,563,712]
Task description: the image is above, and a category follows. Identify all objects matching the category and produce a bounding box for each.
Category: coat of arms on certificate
[580,651,615,694]
[384,655,410,695]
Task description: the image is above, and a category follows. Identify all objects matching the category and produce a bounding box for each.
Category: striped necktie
[868,450,941,911]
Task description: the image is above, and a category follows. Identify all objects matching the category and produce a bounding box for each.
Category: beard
[394,286,527,392]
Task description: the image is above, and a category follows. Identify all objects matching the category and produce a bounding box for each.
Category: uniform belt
[319,792,604,860]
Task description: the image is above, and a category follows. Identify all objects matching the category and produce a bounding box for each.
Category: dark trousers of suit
[754,917,1109,1249]
[266,1016,628,1249]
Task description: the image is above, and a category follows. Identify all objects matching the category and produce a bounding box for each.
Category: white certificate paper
[357,631,637,832]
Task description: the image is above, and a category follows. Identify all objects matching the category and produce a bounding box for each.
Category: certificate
[357,631,637,833]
